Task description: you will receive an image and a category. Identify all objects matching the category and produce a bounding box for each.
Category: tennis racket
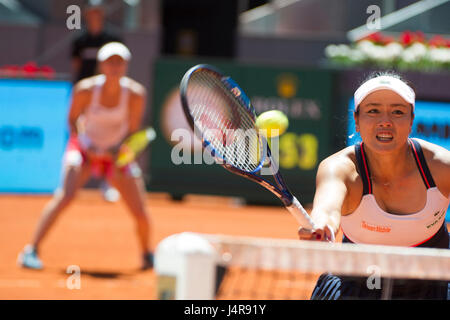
[115,126,156,167]
[180,64,333,240]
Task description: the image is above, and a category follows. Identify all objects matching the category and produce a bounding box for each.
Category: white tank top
[78,75,130,151]
[341,139,449,247]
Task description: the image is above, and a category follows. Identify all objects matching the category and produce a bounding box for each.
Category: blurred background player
[72,1,122,202]
[18,42,154,271]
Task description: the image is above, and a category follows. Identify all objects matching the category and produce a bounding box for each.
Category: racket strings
[187,71,262,172]
[199,75,258,168]
[195,72,256,135]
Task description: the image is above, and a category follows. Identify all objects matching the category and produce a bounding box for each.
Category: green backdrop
[148,57,336,205]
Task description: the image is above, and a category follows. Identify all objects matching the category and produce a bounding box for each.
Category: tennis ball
[255,110,289,138]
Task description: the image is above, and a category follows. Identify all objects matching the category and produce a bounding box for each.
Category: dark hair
[354,70,415,116]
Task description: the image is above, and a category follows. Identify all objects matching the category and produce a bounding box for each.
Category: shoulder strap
[409,138,436,189]
[355,142,372,195]
[90,75,105,107]
[119,77,130,107]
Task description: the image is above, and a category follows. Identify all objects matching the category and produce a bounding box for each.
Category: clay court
[0,189,318,300]
[2,190,450,300]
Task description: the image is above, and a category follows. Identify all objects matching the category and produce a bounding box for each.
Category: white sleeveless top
[78,75,130,152]
[341,140,449,247]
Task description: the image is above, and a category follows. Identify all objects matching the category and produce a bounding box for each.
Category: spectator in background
[72,3,122,202]
[18,42,154,271]
[72,3,122,81]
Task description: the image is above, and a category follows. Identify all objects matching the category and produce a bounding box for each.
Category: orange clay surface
[1,190,447,300]
[0,190,314,299]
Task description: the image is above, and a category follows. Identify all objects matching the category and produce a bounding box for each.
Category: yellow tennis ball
[255,110,289,138]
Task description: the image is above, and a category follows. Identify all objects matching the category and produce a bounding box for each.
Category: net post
[155,232,217,300]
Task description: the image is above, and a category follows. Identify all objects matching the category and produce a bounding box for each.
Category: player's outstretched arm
[298,155,350,241]
[420,139,450,198]
[128,81,147,134]
[68,81,90,136]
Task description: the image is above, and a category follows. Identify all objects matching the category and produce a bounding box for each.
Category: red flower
[3,65,20,77]
[414,31,426,44]
[400,31,414,46]
[429,35,447,47]
[382,36,395,45]
[359,32,384,44]
[39,65,55,79]
[22,62,39,77]
[368,32,383,44]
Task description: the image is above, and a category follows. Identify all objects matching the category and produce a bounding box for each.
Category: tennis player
[299,71,450,299]
[18,42,154,270]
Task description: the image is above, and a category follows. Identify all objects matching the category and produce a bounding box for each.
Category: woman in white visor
[18,42,154,271]
[299,71,450,299]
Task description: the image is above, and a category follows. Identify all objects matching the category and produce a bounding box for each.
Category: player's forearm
[310,177,346,235]
[128,93,146,135]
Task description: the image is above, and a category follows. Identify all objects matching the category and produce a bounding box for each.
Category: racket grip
[286,196,316,230]
[288,197,336,242]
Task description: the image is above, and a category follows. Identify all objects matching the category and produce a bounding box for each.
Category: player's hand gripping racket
[115,126,157,168]
[180,64,334,241]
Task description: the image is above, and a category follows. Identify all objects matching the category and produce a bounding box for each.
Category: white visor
[354,76,415,112]
[97,42,131,62]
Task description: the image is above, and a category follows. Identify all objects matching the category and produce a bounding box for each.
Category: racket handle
[286,196,316,229]
[287,197,336,242]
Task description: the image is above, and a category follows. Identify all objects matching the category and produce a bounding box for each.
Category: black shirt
[72,30,122,82]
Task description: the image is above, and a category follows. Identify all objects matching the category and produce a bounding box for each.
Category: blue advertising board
[347,99,450,221]
[0,79,72,193]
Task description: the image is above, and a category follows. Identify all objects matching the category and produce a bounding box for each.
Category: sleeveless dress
[310,139,449,300]
[63,75,141,178]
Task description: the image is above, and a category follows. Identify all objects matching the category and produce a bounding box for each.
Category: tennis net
[155,232,450,300]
